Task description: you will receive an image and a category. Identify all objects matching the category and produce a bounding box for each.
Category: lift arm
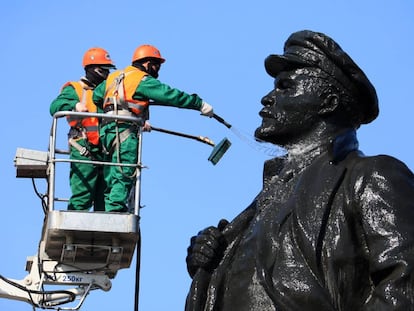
[4,112,144,310]
[0,254,111,310]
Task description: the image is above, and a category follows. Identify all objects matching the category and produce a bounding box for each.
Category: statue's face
[255,68,327,146]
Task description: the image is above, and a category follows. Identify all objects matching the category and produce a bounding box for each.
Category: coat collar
[328,129,359,164]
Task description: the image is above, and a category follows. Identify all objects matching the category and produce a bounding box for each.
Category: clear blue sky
[1,1,413,310]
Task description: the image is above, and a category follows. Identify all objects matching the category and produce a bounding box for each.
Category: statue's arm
[353,156,414,310]
[186,219,229,278]
[186,200,257,278]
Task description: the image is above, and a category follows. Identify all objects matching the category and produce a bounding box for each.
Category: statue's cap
[265,30,378,124]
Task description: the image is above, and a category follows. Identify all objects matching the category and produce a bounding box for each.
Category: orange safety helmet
[132,45,165,63]
[82,47,115,68]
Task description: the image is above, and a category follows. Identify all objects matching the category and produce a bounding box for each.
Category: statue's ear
[318,94,339,117]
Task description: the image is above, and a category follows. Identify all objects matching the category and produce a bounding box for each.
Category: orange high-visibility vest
[103,66,149,116]
[64,81,100,145]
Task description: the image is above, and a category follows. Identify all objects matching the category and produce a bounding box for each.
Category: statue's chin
[255,126,289,147]
[255,126,273,142]
[254,127,265,140]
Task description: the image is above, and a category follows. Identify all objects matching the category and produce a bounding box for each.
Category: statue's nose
[261,92,274,107]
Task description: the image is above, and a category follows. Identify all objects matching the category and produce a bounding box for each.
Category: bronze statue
[185,30,414,310]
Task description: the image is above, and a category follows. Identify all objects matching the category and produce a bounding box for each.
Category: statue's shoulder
[345,150,414,182]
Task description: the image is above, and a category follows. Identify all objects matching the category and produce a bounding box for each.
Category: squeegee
[208,137,232,165]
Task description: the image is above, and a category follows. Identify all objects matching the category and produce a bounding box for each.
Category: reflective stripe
[105,110,134,117]
[83,125,99,132]
[63,81,100,145]
[103,66,149,117]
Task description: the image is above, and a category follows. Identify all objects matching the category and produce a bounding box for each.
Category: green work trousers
[68,139,105,211]
[100,123,139,212]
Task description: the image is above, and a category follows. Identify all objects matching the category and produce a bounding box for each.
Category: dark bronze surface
[185,30,414,311]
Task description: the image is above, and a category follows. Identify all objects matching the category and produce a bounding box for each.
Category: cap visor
[265,54,308,77]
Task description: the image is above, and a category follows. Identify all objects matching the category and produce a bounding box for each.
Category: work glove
[75,101,88,112]
[186,219,229,278]
[142,120,151,132]
[200,101,214,117]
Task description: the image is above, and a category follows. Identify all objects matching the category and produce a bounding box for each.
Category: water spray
[212,113,286,157]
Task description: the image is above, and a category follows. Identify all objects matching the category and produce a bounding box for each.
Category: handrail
[48,111,144,215]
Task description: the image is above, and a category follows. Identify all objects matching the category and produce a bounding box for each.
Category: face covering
[133,60,161,78]
[146,60,161,78]
[84,66,110,87]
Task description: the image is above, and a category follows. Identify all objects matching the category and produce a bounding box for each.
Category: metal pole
[134,128,143,215]
[150,126,215,146]
[134,128,143,311]
[48,115,58,212]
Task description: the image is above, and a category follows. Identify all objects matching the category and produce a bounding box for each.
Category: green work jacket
[92,73,203,111]
[50,84,104,116]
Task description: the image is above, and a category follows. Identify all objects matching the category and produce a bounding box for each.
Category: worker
[93,44,214,213]
[50,47,116,211]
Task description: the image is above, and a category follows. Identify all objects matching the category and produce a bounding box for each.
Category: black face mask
[133,59,160,78]
[147,60,161,78]
[84,66,110,87]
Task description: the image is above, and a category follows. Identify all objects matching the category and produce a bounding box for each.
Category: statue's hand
[186,219,229,278]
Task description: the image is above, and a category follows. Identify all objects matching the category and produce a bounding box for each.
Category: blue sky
[1,1,413,310]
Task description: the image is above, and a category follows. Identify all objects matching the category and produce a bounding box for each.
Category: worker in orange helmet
[50,47,116,211]
[93,44,214,212]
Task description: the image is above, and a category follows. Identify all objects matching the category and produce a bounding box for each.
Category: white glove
[200,102,214,117]
[75,101,88,112]
[143,120,151,132]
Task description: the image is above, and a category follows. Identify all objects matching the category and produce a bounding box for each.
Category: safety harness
[103,66,149,118]
[64,81,100,157]
[102,67,149,178]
